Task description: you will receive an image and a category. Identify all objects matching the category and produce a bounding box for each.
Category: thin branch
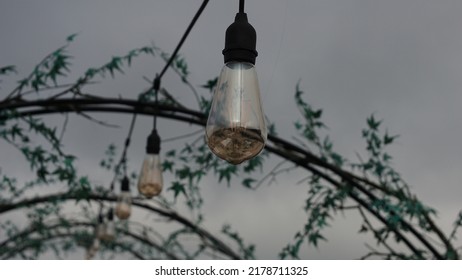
[163,129,203,143]
[253,160,294,189]
[291,136,311,151]
[157,57,201,107]
[422,210,458,259]
[357,206,403,258]
[360,244,408,260]
[0,192,241,260]
[12,82,99,100]
[59,113,69,141]
[78,111,120,128]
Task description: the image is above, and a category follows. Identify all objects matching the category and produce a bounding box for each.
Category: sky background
[1,0,461,259]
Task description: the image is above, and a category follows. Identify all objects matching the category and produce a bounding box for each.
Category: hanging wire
[153,75,160,130]
[110,0,210,187]
[112,113,138,186]
[155,0,210,82]
[239,0,245,13]
[150,0,209,130]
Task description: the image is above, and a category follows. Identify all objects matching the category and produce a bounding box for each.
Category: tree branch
[0,96,456,259]
[0,192,241,260]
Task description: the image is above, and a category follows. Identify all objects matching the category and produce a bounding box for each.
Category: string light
[115,176,132,219]
[138,127,163,198]
[206,0,267,164]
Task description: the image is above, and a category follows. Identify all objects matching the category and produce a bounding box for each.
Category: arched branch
[1,232,146,260]
[0,97,456,259]
[0,219,177,260]
[0,192,241,260]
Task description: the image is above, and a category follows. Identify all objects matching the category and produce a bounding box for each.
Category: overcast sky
[1,0,462,259]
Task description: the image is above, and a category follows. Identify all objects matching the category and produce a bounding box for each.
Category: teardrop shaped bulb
[137,154,163,198]
[206,62,267,164]
[96,222,106,241]
[101,220,115,242]
[86,238,100,260]
[115,191,132,220]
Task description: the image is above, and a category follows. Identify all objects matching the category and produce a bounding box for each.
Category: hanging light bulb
[115,176,132,220]
[138,129,163,198]
[206,1,267,165]
[96,213,106,241]
[85,238,100,260]
[100,209,115,242]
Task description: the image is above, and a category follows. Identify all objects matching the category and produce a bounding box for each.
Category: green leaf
[169,181,186,198]
[330,152,344,166]
[217,165,237,184]
[359,224,368,233]
[268,122,277,135]
[201,77,218,92]
[384,131,399,145]
[308,231,327,247]
[176,166,191,180]
[0,65,17,76]
[367,114,382,131]
[312,109,323,119]
[243,156,263,173]
[162,160,174,172]
[242,178,256,189]
[79,176,91,189]
[294,121,302,130]
[66,33,78,42]
[165,149,176,157]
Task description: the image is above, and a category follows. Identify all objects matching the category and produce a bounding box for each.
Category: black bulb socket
[121,176,130,192]
[107,208,114,221]
[146,129,161,154]
[223,12,258,65]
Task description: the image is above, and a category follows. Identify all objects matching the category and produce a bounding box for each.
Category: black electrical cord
[155,0,210,83]
[153,75,160,130]
[112,113,137,185]
[88,0,211,232]
[108,113,137,217]
[109,0,210,189]
[151,0,209,134]
[239,0,245,13]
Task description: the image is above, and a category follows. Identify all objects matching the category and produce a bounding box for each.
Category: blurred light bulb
[138,154,163,198]
[206,11,266,165]
[96,213,106,240]
[86,238,100,260]
[100,209,115,242]
[206,62,266,164]
[138,130,163,198]
[115,176,132,220]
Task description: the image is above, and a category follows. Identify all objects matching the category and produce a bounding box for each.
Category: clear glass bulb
[85,238,100,260]
[206,61,267,164]
[115,191,132,220]
[100,220,115,242]
[96,222,106,240]
[137,154,163,198]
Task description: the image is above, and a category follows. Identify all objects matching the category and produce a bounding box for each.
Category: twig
[254,160,294,189]
[78,111,120,128]
[158,55,201,108]
[163,129,203,143]
[59,113,69,142]
[357,206,403,258]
